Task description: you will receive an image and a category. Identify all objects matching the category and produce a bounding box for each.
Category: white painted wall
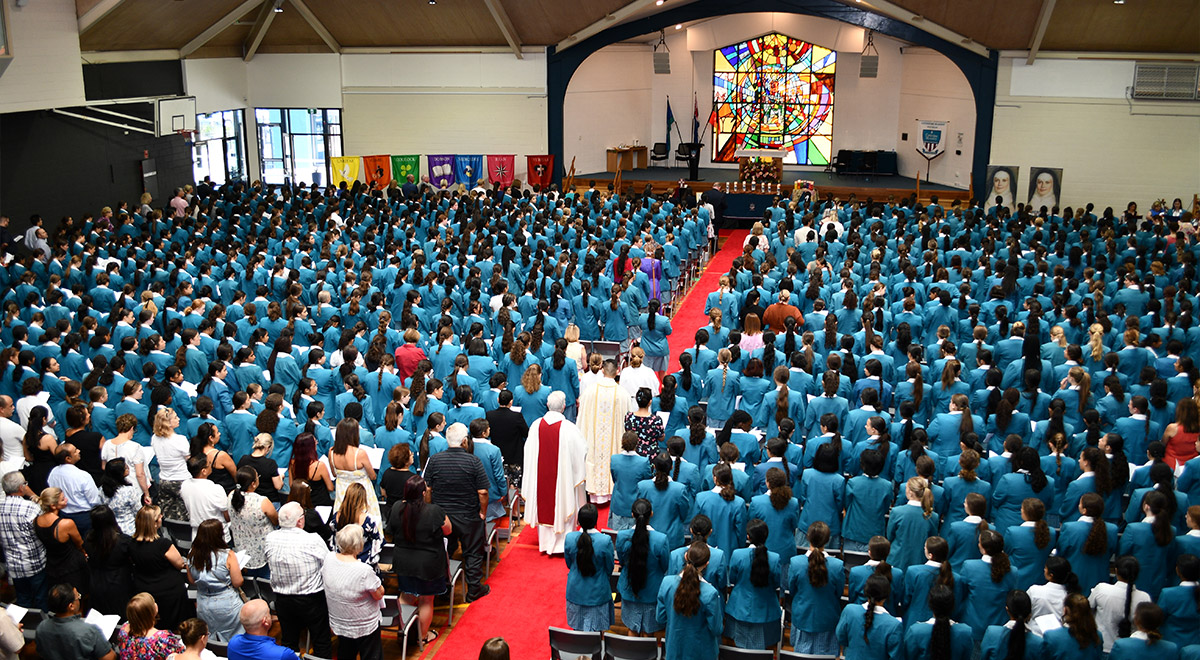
[183,59,247,114]
[0,0,85,114]
[991,57,1200,211]
[567,13,913,177]
[896,48,975,190]
[563,45,654,175]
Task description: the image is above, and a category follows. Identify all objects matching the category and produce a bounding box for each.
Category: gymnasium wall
[0,0,85,114]
[990,57,1200,211]
[564,13,973,189]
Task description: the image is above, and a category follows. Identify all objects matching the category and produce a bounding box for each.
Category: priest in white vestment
[576,360,631,504]
[522,391,588,554]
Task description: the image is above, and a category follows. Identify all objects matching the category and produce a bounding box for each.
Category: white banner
[916,119,949,158]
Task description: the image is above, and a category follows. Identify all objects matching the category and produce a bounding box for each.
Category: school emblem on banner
[331,156,361,187]
[362,155,391,189]
[391,155,420,182]
[527,154,554,188]
[488,155,515,188]
[428,155,455,189]
[916,119,949,158]
[454,155,484,187]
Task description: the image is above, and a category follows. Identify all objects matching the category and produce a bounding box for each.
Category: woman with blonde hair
[511,363,551,427]
[35,487,90,597]
[702,308,729,351]
[330,482,382,566]
[129,506,189,632]
[620,347,660,399]
[580,353,605,392]
[115,592,184,659]
[886,477,940,570]
[564,324,588,375]
[235,433,283,503]
[1086,323,1107,371]
[150,407,190,520]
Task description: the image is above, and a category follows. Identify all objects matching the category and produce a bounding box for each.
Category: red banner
[527,154,554,189]
[488,154,515,188]
[362,155,392,190]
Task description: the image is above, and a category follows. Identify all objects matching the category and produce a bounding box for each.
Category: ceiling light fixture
[428,0,436,4]
[273,5,282,11]
[675,23,682,29]
[656,0,665,5]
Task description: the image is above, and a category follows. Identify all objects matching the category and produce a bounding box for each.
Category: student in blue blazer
[991,447,1055,534]
[887,476,940,570]
[978,590,1045,660]
[701,349,739,428]
[945,493,989,571]
[927,393,983,456]
[903,537,961,631]
[635,453,693,549]
[637,299,672,376]
[1109,603,1180,660]
[667,515,728,591]
[1042,593,1103,660]
[788,521,845,656]
[751,437,800,497]
[803,370,849,440]
[961,529,1019,641]
[797,445,846,547]
[656,542,724,660]
[1119,491,1178,599]
[747,466,800,570]
[753,365,804,439]
[843,450,895,553]
[664,436,703,497]
[1157,554,1200,649]
[615,499,671,635]
[1124,464,1190,532]
[847,537,905,615]
[1056,493,1119,595]
[1004,497,1057,591]
[693,464,746,558]
[941,449,991,528]
[723,520,782,649]
[702,443,753,503]
[609,432,651,531]
[564,504,615,632]
[674,409,719,472]
[716,411,761,468]
[903,584,974,660]
[198,360,234,420]
[835,574,904,660]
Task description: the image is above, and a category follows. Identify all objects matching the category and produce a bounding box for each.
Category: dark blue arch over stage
[546,0,998,199]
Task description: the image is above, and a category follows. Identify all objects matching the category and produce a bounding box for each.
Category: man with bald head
[47,443,101,537]
[228,599,299,660]
[424,422,492,601]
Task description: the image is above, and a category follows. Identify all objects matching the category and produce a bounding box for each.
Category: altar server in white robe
[523,391,588,554]
[577,360,631,504]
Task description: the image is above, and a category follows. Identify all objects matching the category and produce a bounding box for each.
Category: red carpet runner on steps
[423,230,749,659]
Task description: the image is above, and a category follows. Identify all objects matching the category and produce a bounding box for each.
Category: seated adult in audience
[323,524,385,659]
[0,471,46,608]
[115,592,185,659]
[264,502,332,657]
[170,618,210,660]
[36,583,117,660]
[228,599,299,660]
[388,475,450,646]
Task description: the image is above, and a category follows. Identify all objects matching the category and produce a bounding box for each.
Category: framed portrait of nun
[1027,167,1063,212]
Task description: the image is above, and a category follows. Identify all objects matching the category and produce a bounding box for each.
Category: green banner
[391,155,420,183]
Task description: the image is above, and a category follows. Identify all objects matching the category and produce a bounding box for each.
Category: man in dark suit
[702,182,727,228]
[485,389,529,487]
[401,174,418,200]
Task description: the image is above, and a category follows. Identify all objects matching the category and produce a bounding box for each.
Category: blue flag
[666,98,676,151]
[454,155,484,186]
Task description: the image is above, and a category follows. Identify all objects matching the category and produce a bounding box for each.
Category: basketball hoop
[175,129,198,146]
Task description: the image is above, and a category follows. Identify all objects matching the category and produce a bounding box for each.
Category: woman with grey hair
[323,523,385,659]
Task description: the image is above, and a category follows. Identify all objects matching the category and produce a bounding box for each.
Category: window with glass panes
[254,108,342,185]
[193,110,248,185]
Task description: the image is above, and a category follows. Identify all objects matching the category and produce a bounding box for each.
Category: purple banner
[427,154,455,189]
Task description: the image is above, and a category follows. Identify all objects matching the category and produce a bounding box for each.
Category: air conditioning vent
[1132,62,1200,101]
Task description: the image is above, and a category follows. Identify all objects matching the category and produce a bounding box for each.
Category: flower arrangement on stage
[739,158,780,184]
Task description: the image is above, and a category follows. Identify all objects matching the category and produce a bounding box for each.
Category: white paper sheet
[363,446,385,470]
[315,505,332,523]
[5,604,27,624]
[84,609,120,640]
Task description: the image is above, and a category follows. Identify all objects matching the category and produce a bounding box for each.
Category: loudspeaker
[653,51,671,74]
[859,55,879,78]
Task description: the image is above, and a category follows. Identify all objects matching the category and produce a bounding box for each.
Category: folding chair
[502,487,521,541]
[779,652,838,660]
[18,608,46,642]
[590,340,622,362]
[602,632,660,660]
[162,518,192,552]
[447,559,467,625]
[484,521,500,577]
[549,626,603,660]
[841,550,871,570]
[205,639,229,657]
[719,646,775,659]
[378,543,395,570]
[380,595,422,659]
[248,577,276,611]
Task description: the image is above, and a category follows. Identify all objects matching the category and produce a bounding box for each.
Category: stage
[574,166,969,207]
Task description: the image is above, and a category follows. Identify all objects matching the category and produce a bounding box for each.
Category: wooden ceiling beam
[481,0,523,59]
[78,0,126,34]
[180,0,264,58]
[286,0,340,53]
[556,0,664,53]
[1026,0,1058,64]
[243,0,285,62]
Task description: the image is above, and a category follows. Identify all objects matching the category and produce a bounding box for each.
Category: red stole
[537,419,561,525]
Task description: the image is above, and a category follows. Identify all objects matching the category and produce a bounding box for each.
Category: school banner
[330,156,361,187]
[391,155,420,183]
[527,154,554,189]
[454,155,484,187]
[362,155,391,189]
[916,119,949,158]
[488,154,515,188]
[428,154,455,189]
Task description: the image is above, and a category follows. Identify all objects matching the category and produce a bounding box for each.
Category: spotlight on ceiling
[655,0,664,5]
[675,23,682,29]
[429,0,436,4]
[273,5,282,11]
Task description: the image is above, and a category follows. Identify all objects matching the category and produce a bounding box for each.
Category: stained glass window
[712,33,836,165]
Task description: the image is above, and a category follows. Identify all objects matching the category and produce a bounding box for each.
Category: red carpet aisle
[425,233,748,658]
[667,229,750,363]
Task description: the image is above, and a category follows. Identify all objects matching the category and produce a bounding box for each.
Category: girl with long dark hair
[563,503,614,632]
[387,476,451,646]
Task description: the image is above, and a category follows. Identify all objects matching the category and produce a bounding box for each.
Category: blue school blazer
[1118,521,1175,599]
[1055,518,1119,595]
[1003,524,1057,591]
[886,504,940,570]
[835,603,904,660]
[725,547,782,624]
[615,528,670,604]
[903,621,974,660]
[655,576,723,660]
[1108,637,1180,660]
[960,560,1019,640]
[1042,626,1102,660]
[564,531,615,607]
[979,626,1045,660]
[787,553,845,634]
